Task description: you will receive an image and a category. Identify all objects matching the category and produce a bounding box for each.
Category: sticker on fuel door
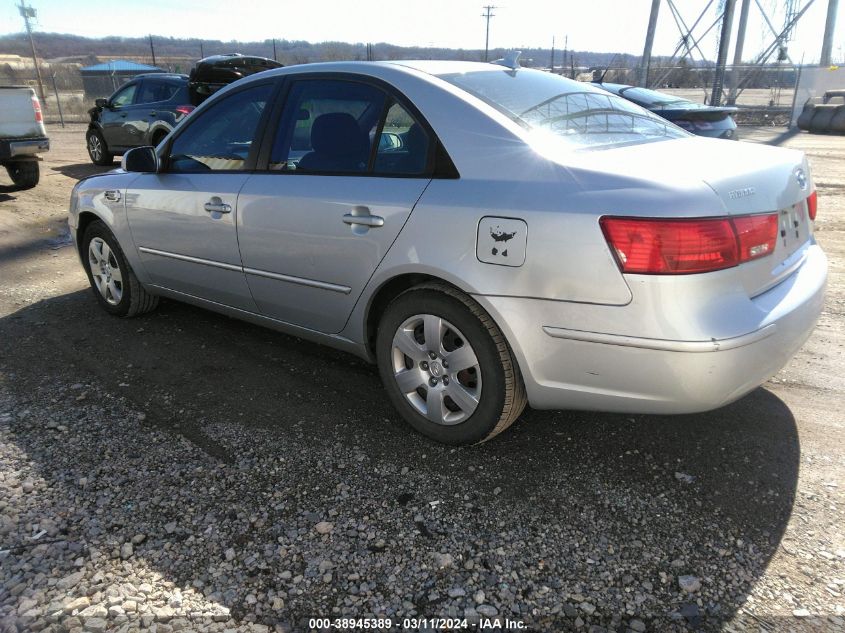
[476,217,527,267]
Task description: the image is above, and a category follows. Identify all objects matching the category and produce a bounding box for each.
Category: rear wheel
[376,283,526,444]
[5,160,39,190]
[82,221,158,317]
[86,129,113,166]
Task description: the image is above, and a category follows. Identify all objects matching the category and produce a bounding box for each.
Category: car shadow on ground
[0,289,800,631]
[52,162,116,181]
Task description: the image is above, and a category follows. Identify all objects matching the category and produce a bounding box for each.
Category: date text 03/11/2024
[307,617,528,630]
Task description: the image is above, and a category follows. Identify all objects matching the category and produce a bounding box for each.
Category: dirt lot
[0,125,843,633]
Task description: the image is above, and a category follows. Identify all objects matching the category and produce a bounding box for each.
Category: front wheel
[376,284,526,445]
[82,221,158,317]
[86,129,113,166]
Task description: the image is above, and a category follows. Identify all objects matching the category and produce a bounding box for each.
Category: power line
[481,5,497,62]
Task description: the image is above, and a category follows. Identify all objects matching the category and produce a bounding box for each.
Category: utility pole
[482,5,497,62]
[710,0,736,107]
[16,0,47,108]
[639,0,661,87]
[149,34,157,67]
[550,36,555,72]
[200,41,204,58]
[563,35,568,76]
[727,0,751,104]
[272,38,277,62]
[820,0,839,66]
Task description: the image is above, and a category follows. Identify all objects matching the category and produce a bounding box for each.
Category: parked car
[86,56,285,166]
[593,82,738,139]
[86,73,193,166]
[0,85,49,189]
[188,54,284,105]
[68,61,826,445]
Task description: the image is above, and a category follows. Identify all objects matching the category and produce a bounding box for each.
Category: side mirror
[95,98,109,109]
[122,146,159,173]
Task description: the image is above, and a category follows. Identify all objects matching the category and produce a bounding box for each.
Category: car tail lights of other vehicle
[31,95,42,123]
[600,213,779,274]
[175,105,195,116]
[807,191,818,221]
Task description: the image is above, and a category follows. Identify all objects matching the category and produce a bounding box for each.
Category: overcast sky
[0,0,842,64]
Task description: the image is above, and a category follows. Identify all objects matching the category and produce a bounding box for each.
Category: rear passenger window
[373,102,430,176]
[167,83,272,172]
[138,81,179,104]
[270,79,386,173]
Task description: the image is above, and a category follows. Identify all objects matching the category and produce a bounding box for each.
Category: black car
[86,73,193,165]
[593,83,738,139]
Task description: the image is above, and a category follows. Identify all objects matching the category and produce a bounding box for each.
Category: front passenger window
[167,83,273,172]
[111,84,136,107]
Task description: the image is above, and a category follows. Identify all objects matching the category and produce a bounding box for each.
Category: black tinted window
[168,83,273,172]
[138,80,180,104]
[373,101,430,176]
[270,79,386,174]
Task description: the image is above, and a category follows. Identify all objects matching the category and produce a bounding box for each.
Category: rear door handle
[343,213,384,228]
[149,111,157,116]
[204,197,232,214]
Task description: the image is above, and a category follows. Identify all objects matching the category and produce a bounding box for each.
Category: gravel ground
[0,125,843,632]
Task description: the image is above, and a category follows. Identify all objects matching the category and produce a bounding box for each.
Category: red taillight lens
[732,213,778,262]
[601,213,779,275]
[31,96,43,123]
[175,105,195,116]
[806,191,817,221]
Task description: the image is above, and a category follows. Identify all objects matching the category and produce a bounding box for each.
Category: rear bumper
[476,244,827,414]
[0,136,49,160]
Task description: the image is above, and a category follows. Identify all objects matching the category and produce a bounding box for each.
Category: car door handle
[343,213,384,227]
[204,199,232,214]
[119,113,127,118]
[149,111,157,116]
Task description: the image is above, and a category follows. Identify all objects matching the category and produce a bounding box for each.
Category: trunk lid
[558,136,814,297]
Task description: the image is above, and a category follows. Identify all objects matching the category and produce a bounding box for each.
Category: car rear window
[438,69,688,150]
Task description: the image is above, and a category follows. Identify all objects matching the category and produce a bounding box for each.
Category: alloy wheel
[88,135,102,161]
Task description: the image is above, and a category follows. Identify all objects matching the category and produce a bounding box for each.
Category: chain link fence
[2,54,814,128]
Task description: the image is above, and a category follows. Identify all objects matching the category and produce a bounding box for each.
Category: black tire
[376,283,527,445]
[5,160,39,190]
[86,129,114,166]
[81,220,159,317]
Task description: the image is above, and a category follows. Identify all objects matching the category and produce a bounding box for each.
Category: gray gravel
[1,369,842,633]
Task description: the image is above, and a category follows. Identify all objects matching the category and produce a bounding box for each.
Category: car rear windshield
[438,69,688,150]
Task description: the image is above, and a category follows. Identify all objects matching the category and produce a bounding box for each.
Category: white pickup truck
[0,86,49,190]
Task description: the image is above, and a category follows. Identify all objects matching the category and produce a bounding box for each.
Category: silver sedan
[68,60,827,444]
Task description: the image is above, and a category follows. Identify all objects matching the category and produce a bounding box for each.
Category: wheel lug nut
[429,377,438,387]
[428,351,437,360]
[421,361,429,370]
[442,360,448,368]
[443,376,450,385]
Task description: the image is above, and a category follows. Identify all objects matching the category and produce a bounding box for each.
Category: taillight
[31,95,43,123]
[732,213,778,262]
[806,191,817,221]
[175,105,195,116]
[600,213,779,275]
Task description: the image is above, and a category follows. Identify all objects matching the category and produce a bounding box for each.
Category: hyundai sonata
[68,60,826,444]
